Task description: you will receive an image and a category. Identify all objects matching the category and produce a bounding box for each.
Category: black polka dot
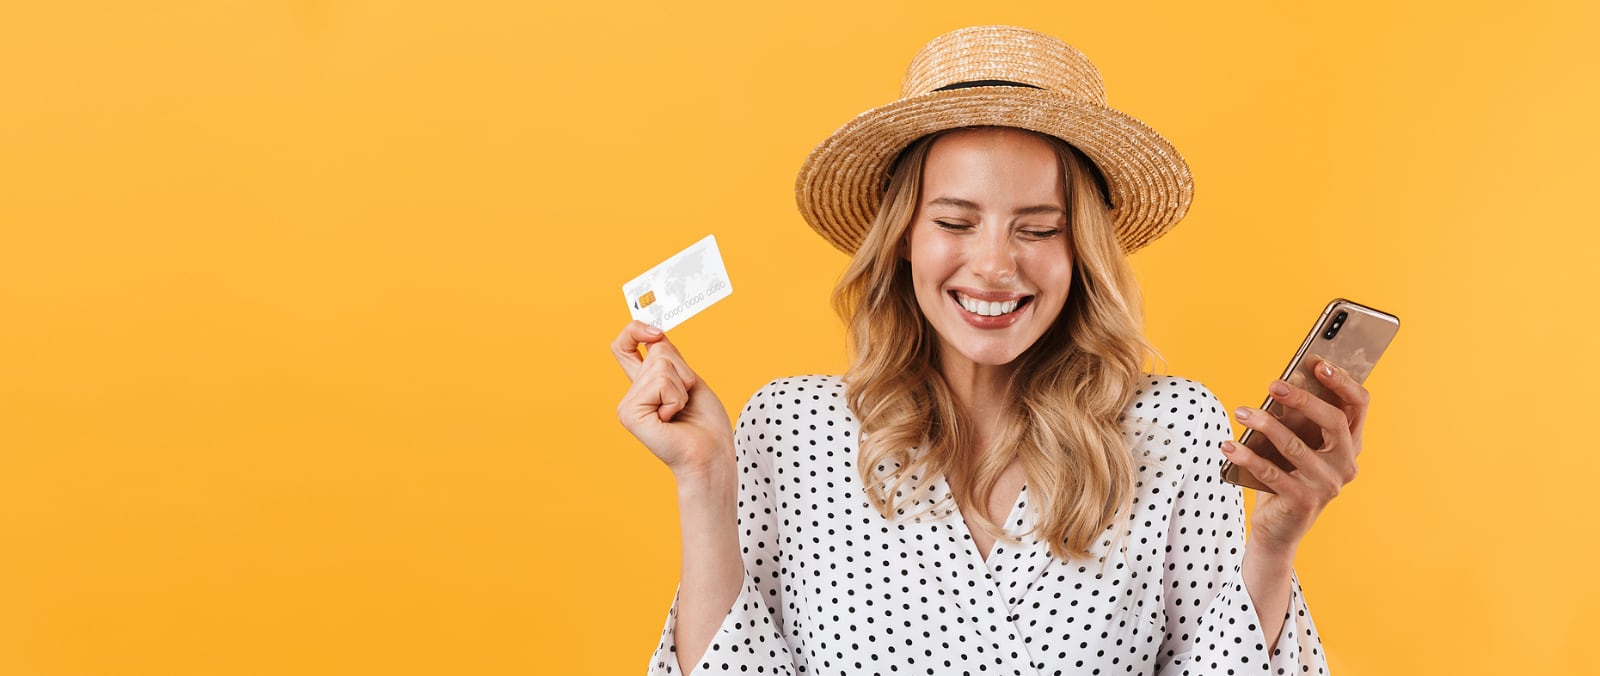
[648,376,1328,675]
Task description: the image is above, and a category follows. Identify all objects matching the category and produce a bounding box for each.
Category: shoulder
[740,374,848,414]
[736,374,851,422]
[1126,374,1227,423]
[733,374,854,458]
[1124,374,1233,479]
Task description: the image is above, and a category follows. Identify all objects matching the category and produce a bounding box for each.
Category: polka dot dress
[649,376,1329,675]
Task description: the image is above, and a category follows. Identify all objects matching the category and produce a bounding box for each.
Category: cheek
[1053,258,1075,293]
[1022,247,1075,292]
[908,235,960,287]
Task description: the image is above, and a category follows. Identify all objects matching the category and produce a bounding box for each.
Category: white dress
[648,375,1329,675]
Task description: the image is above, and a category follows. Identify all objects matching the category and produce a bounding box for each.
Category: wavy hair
[832,127,1156,561]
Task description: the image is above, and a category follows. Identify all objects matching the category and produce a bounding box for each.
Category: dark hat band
[931,79,1043,92]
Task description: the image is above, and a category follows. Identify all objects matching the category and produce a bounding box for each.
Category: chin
[949,340,1032,368]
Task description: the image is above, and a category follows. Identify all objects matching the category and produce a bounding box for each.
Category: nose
[970,227,1017,283]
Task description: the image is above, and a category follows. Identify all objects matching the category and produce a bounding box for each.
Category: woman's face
[904,127,1073,373]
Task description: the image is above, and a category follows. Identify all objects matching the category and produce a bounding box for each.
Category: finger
[639,337,700,393]
[653,368,690,422]
[620,357,690,424]
[1220,439,1299,494]
[1224,439,1341,541]
[611,321,666,380]
[1266,379,1353,453]
[1235,402,1356,494]
[1232,404,1328,475]
[1313,358,1371,434]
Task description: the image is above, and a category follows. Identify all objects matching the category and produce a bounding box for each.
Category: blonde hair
[832,127,1155,561]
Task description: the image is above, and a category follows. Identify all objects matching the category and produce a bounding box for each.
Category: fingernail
[1221,440,1236,454]
[645,325,663,336]
[1320,360,1334,377]
[1269,380,1290,397]
[1234,407,1251,421]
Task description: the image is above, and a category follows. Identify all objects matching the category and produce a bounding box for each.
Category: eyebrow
[925,196,1065,216]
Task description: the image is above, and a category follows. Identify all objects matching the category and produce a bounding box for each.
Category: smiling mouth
[950,291,1033,317]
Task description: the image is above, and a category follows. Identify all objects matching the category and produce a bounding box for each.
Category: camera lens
[1323,311,1346,340]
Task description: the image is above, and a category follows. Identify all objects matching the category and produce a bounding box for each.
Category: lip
[948,287,1030,302]
[947,289,1032,329]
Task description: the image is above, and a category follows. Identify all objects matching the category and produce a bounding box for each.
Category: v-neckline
[905,478,1046,676]
[959,483,1030,564]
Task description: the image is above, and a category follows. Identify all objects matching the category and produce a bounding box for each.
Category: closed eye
[933,220,974,232]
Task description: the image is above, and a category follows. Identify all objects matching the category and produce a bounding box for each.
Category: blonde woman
[613,26,1365,676]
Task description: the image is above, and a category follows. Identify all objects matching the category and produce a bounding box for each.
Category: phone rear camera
[1323,311,1348,340]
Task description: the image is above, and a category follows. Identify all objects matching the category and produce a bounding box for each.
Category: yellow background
[1,1,1595,674]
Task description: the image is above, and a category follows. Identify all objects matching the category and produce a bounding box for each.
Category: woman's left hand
[1222,357,1370,556]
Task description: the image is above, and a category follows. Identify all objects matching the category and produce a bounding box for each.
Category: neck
[938,356,1016,451]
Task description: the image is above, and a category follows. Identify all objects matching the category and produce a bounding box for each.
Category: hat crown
[901,25,1107,104]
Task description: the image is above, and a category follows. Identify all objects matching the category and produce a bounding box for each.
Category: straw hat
[795,25,1194,255]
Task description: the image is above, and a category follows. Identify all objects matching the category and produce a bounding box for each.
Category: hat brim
[796,87,1194,255]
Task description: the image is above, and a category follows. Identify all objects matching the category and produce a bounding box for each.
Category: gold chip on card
[635,290,656,309]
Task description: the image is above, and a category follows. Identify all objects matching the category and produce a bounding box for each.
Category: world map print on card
[622,235,733,332]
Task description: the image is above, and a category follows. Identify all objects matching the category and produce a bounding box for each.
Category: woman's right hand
[611,321,734,478]
[614,323,744,672]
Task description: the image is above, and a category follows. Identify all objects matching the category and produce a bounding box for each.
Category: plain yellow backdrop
[1,1,1596,674]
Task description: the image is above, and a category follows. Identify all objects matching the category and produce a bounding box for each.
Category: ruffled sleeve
[647,383,799,675]
[647,575,797,675]
[1154,385,1330,676]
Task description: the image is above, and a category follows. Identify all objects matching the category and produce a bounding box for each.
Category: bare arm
[669,462,743,673]
[1241,543,1295,652]
[611,321,745,674]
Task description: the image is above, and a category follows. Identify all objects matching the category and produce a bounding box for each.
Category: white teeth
[955,293,1022,317]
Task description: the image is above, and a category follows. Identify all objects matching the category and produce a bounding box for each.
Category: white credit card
[622,234,733,331]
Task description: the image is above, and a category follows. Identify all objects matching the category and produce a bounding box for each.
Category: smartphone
[1220,298,1400,492]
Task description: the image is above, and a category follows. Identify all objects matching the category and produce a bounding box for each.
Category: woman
[612,26,1363,675]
